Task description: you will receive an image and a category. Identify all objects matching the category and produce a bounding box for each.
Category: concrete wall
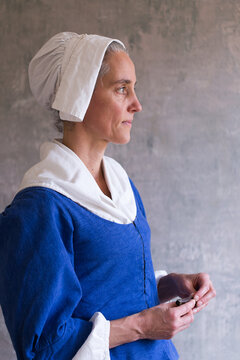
[0,0,239,358]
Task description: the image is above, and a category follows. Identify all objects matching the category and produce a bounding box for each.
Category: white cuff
[72,312,110,360]
[155,270,168,286]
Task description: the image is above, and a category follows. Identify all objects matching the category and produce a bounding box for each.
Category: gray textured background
[0,0,239,359]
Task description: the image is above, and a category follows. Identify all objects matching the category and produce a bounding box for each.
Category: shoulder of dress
[15,186,60,202]
[4,187,67,217]
[1,187,75,236]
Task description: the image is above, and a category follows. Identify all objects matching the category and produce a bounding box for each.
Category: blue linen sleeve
[0,190,92,360]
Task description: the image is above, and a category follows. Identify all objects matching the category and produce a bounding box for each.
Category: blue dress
[0,181,179,360]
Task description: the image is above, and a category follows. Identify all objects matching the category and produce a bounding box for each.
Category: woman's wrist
[109,312,144,349]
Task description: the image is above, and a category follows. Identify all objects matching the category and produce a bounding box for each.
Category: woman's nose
[129,93,142,113]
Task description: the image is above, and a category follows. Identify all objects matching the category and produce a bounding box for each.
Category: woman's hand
[157,272,216,313]
[109,300,196,348]
[138,300,196,340]
[182,273,216,313]
[110,273,216,348]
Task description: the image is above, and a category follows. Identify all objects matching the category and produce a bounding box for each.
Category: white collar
[18,140,136,224]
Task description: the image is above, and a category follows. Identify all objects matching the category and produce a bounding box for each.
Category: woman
[0,32,215,360]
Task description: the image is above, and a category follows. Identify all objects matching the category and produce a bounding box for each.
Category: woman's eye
[117,86,127,94]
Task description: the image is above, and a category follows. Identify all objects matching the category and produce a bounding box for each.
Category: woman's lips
[122,120,132,126]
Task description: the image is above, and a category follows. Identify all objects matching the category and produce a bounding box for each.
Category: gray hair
[54,41,127,133]
[98,41,127,78]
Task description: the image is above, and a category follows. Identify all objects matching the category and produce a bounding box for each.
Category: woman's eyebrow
[112,79,137,85]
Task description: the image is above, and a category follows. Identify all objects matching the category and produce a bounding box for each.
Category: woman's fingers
[194,282,216,307]
[176,299,196,317]
[175,299,195,328]
[193,302,208,314]
[166,300,195,333]
[193,274,216,305]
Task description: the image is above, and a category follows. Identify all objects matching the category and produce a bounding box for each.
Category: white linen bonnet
[28,32,125,122]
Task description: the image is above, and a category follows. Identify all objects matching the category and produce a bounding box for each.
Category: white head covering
[28,32,125,122]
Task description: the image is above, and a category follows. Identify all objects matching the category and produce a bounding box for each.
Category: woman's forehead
[103,52,136,84]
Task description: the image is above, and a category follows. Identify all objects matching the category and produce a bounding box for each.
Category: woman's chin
[113,134,131,145]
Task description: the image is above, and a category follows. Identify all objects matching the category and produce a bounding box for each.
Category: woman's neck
[62,122,111,198]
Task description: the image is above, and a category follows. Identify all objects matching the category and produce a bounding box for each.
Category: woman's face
[82,51,142,145]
